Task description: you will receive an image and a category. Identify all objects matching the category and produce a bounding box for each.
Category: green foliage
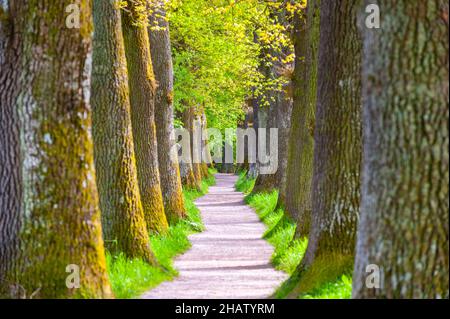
[107,172,216,298]
[302,275,352,299]
[168,0,306,134]
[235,170,256,194]
[169,0,261,132]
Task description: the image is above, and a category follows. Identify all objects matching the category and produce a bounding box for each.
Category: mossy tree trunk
[284,1,320,236]
[149,4,186,223]
[92,0,155,263]
[180,106,201,190]
[247,91,260,179]
[121,0,168,234]
[191,111,204,182]
[295,0,362,287]
[0,0,111,298]
[274,72,294,208]
[353,0,449,299]
[200,109,211,178]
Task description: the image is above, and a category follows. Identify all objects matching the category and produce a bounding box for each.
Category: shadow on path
[141,173,287,299]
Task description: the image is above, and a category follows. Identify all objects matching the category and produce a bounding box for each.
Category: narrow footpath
[142,173,287,299]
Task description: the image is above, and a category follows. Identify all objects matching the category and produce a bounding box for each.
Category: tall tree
[199,108,211,177]
[180,106,201,189]
[122,0,168,233]
[149,3,186,223]
[252,7,293,194]
[273,67,294,206]
[0,0,111,298]
[353,0,449,299]
[92,0,155,263]
[290,0,362,296]
[284,2,319,236]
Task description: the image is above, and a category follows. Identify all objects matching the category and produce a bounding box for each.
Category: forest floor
[141,173,287,299]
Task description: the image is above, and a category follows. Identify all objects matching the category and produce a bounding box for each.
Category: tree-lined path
[142,174,287,299]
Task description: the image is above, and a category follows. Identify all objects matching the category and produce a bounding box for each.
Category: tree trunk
[192,112,204,181]
[275,75,294,208]
[0,0,111,298]
[252,8,292,194]
[149,3,186,224]
[251,103,270,191]
[200,109,211,177]
[92,0,155,263]
[284,2,320,234]
[247,92,260,179]
[121,0,168,234]
[180,106,201,189]
[295,0,362,291]
[353,0,449,299]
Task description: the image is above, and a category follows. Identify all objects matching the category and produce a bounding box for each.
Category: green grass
[235,171,352,299]
[301,274,352,299]
[107,169,216,299]
[235,170,256,194]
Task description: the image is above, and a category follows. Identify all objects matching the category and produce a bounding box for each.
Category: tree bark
[284,2,319,235]
[353,0,449,299]
[247,91,260,179]
[299,0,362,273]
[92,0,155,263]
[149,3,186,223]
[274,74,294,207]
[0,0,111,298]
[180,106,201,189]
[200,109,211,177]
[121,0,168,234]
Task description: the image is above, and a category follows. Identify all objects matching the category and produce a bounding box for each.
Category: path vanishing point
[142,173,288,299]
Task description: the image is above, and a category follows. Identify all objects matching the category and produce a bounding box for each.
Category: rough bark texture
[122,1,168,234]
[92,0,154,263]
[301,0,362,269]
[149,4,186,224]
[0,0,21,289]
[274,78,294,208]
[0,0,111,298]
[284,2,320,235]
[353,0,449,299]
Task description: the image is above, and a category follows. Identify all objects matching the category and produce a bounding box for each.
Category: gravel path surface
[141,173,287,299]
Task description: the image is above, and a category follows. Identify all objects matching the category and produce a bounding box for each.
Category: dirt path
[141,173,287,299]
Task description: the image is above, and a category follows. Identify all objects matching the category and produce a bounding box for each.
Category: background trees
[122,0,168,234]
[92,0,155,263]
[149,1,186,224]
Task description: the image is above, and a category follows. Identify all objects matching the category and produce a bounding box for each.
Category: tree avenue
[0,0,447,300]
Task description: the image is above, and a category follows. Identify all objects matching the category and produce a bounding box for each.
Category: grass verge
[107,169,216,298]
[235,170,352,299]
